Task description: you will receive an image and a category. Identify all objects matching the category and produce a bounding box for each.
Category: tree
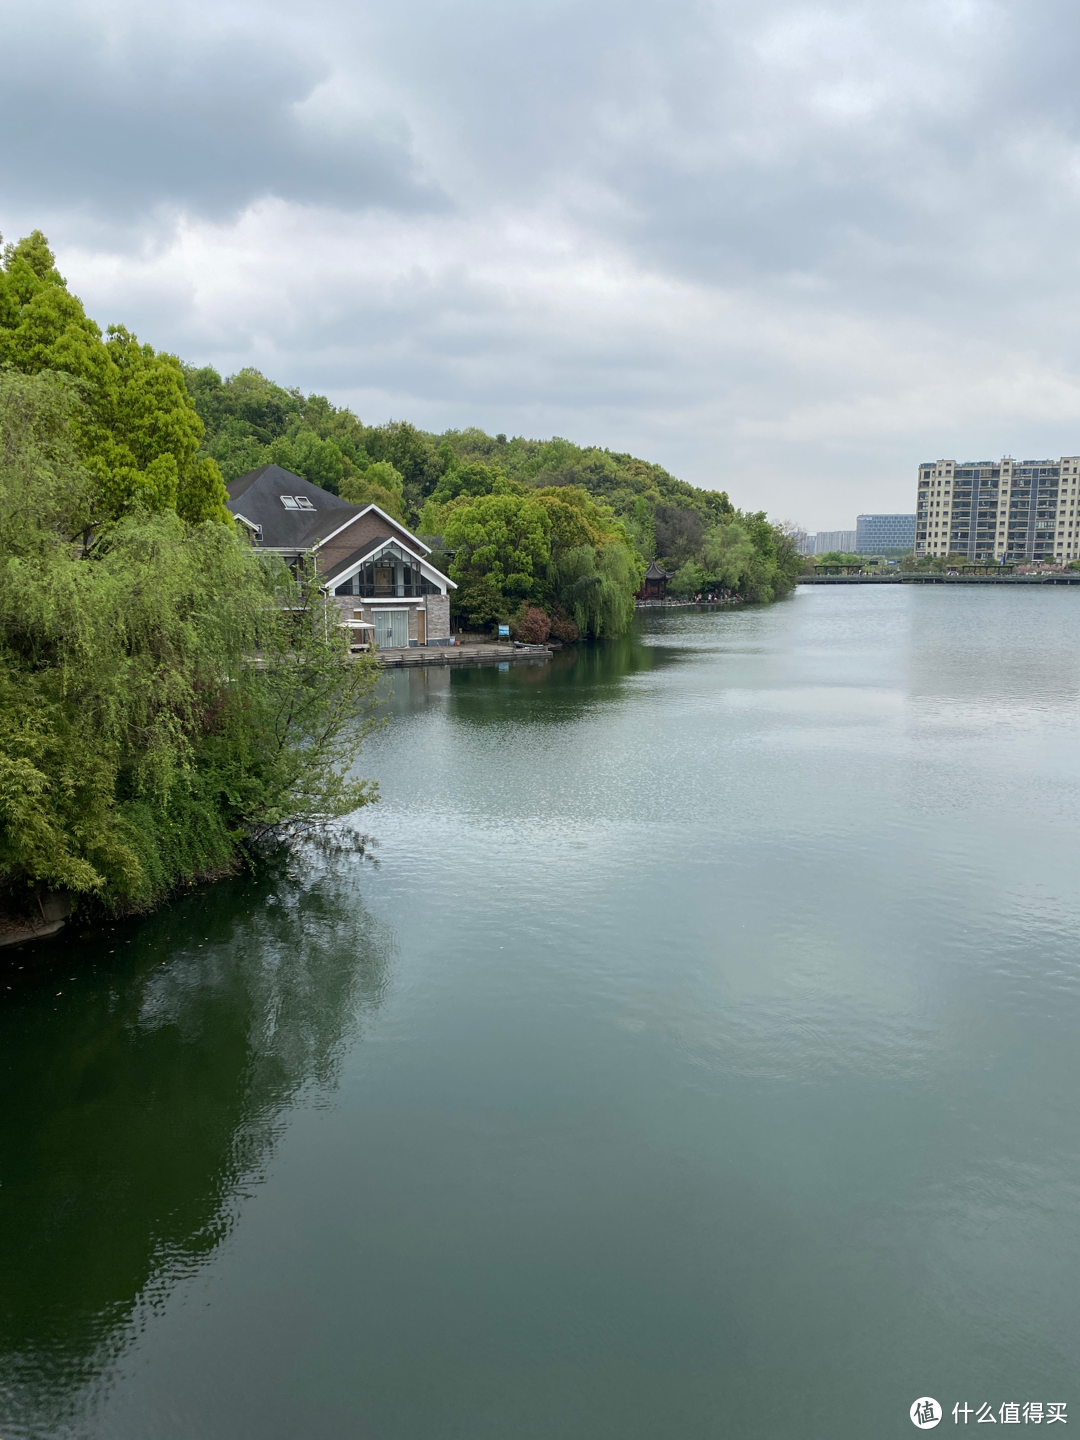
[700,519,757,587]
[0,232,230,525]
[362,420,443,504]
[443,493,551,627]
[654,504,706,567]
[815,551,866,566]
[260,431,348,491]
[899,552,966,573]
[532,486,644,637]
[627,495,656,559]
[339,461,408,522]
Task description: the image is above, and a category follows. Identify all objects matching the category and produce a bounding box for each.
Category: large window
[335,544,440,598]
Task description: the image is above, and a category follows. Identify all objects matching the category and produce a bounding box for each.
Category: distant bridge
[800,572,1080,586]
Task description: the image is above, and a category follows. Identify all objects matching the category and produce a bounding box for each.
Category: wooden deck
[376,643,553,667]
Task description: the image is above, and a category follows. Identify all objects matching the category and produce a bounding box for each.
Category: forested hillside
[186,366,803,622]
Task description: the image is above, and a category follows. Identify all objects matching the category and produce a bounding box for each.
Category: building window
[333,544,440,599]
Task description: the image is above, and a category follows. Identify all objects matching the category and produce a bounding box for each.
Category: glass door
[373,610,409,648]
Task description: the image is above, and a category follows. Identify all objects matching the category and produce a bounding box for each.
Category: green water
[2,586,1079,1438]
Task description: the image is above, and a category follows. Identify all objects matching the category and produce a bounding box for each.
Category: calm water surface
[3,585,1080,1438]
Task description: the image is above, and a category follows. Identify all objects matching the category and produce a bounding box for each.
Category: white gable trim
[313,503,431,555]
[233,512,262,538]
[323,536,456,592]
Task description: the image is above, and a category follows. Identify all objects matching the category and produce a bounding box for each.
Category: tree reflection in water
[376,633,679,735]
[0,850,392,1437]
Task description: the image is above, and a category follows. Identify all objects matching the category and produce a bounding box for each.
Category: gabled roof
[225,465,354,549]
[312,502,431,556]
[321,534,455,590]
[321,535,396,584]
[225,466,441,563]
[644,560,673,579]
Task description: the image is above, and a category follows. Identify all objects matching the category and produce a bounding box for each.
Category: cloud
[5,0,1080,526]
[0,0,441,220]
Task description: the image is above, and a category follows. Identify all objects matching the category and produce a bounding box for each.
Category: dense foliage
[0,372,380,919]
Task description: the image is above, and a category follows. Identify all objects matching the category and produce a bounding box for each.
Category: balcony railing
[339,582,430,598]
[336,578,440,596]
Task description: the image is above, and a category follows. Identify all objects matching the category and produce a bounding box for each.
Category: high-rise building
[813,530,857,554]
[915,457,1080,563]
[855,514,916,554]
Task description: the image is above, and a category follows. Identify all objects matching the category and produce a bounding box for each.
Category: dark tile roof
[294,507,368,547]
[225,465,355,549]
[644,560,673,579]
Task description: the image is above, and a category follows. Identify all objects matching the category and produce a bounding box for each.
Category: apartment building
[915,457,1080,563]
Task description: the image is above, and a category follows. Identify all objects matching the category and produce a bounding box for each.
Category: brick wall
[316,512,412,574]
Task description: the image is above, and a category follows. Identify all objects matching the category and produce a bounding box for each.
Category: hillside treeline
[187,367,802,630]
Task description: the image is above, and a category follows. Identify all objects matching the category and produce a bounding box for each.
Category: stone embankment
[0,892,71,949]
[634,598,742,609]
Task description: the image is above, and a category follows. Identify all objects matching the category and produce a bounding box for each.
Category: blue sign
[498,625,510,637]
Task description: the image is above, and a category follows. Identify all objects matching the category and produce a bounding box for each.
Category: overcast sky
[4,0,1080,528]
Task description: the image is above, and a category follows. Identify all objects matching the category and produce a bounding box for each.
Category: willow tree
[0,372,380,915]
[535,486,644,637]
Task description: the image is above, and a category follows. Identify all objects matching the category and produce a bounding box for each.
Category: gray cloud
[5,0,1080,527]
[0,3,442,219]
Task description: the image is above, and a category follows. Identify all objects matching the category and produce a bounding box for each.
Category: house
[638,560,673,601]
[226,464,455,646]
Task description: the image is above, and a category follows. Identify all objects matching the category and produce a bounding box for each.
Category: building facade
[855,514,916,554]
[226,464,455,644]
[914,457,1080,563]
[813,530,857,554]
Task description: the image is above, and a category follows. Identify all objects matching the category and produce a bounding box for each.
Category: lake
[2,584,1079,1438]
